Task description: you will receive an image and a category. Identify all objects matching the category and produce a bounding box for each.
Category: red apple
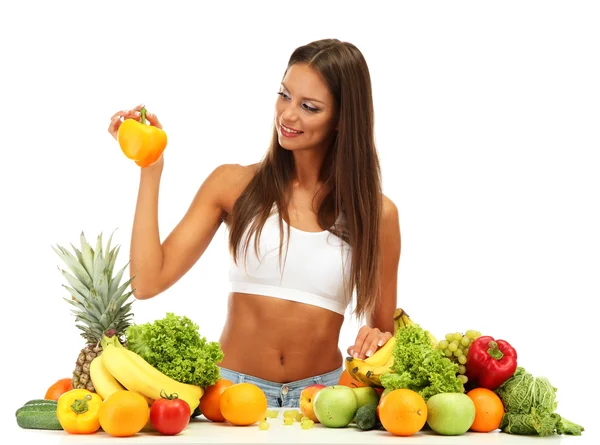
[299,384,326,422]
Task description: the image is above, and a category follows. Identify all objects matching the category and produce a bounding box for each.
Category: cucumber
[15,399,62,430]
[16,410,63,430]
[355,404,379,431]
[15,400,58,416]
[24,399,58,406]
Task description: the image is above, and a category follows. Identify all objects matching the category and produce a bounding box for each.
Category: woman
[108,38,400,408]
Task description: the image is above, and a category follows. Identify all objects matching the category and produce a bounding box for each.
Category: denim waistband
[218,364,344,391]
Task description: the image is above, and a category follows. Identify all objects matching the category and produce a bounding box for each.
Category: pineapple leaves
[80,232,95,278]
[54,230,136,341]
[63,298,101,323]
[91,240,105,287]
[114,288,135,311]
[105,229,117,276]
[106,246,121,284]
[62,285,88,306]
[112,277,135,304]
[60,269,90,299]
[97,273,110,307]
[52,245,92,288]
[108,263,128,299]
[95,233,104,259]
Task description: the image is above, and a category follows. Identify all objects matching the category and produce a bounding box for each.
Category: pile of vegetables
[126,313,224,388]
[380,324,464,400]
[494,367,584,436]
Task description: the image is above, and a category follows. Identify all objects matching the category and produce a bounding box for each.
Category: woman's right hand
[108,104,165,169]
[107,104,163,141]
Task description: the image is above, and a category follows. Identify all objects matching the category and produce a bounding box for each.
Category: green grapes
[283,410,299,419]
[437,330,482,385]
[301,419,315,429]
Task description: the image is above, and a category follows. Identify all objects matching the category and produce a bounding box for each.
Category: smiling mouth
[280,123,303,134]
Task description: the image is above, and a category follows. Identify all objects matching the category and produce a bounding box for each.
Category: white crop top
[228,207,353,315]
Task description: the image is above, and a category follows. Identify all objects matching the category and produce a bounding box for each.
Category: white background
[2,0,598,441]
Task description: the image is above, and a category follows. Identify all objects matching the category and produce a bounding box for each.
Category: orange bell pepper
[117,107,167,167]
[56,389,102,434]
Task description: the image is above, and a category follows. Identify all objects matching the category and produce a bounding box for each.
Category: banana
[345,336,397,386]
[124,349,205,402]
[346,307,441,386]
[365,354,395,386]
[364,337,396,367]
[344,357,377,386]
[89,354,126,400]
[101,334,203,415]
[393,307,406,331]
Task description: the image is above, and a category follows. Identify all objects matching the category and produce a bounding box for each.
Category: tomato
[150,392,191,435]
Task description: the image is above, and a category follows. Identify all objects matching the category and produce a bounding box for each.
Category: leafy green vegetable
[494,367,584,436]
[500,408,562,436]
[126,312,224,388]
[380,324,463,400]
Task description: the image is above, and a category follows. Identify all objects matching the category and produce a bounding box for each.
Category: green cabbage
[126,312,224,388]
[380,324,464,400]
[494,367,584,436]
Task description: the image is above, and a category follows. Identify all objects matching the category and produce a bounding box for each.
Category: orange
[378,388,427,436]
[199,378,234,422]
[99,390,149,437]
[466,387,505,432]
[45,378,72,400]
[338,370,368,388]
[220,383,268,426]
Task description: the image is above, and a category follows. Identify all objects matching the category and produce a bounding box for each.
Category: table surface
[9,407,591,445]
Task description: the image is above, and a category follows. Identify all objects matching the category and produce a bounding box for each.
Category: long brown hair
[228,39,382,319]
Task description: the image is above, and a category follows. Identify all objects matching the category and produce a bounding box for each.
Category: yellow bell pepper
[117,107,167,167]
[56,389,102,434]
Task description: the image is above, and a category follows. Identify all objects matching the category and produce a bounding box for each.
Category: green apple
[313,385,358,428]
[352,387,380,410]
[426,392,476,435]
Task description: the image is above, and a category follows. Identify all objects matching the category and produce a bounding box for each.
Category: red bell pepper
[465,335,517,390]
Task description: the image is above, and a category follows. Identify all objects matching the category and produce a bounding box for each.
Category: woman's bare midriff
[218,292,345,383]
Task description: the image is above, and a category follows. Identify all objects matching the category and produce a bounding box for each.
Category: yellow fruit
[99,390,149,437]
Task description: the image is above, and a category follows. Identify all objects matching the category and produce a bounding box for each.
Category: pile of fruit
[336,309,584,437]
[14,232,585,438]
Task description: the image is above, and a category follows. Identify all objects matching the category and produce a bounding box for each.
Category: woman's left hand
[347,326,393,360]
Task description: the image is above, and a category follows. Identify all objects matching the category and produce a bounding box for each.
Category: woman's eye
[277,92,318,113]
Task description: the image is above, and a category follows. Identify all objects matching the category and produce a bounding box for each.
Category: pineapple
[53,231,135,391]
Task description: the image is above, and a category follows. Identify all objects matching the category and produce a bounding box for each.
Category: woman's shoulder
[207,162,260,213]
[381,193,398,216]
[210,163,259,188]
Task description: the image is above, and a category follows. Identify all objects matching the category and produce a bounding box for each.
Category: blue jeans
[218,365,344,408]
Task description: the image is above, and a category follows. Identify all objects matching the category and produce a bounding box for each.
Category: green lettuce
[494,367,584,436]
[380,324,464,400]
[126,312,224,388]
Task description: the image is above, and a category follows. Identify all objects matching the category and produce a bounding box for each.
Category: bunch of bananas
[345,308,438,387]
[89,331,203,415]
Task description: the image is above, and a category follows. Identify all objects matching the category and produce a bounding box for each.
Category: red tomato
[149,394,191,436]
